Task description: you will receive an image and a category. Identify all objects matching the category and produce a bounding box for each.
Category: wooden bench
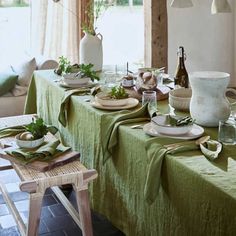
[0,115,98,236]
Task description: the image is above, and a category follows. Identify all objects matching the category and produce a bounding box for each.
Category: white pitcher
[79,32,103,71]
[189,71,236,127]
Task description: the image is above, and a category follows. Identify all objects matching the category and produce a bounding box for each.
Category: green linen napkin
[6,139,71,164]
[144,138,222,205]
[0,126,26,139]
[102,103,157,163]
[0,125,58,139]
[58,89,91,127]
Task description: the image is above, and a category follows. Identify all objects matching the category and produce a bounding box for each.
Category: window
[96,0,144,68]
[0,0,30,67]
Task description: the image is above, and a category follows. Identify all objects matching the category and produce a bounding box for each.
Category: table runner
[24,70,236,236]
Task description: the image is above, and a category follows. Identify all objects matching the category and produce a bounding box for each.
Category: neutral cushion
[0,69,18,96]
[11,57,37,86]
[11,84,28,97]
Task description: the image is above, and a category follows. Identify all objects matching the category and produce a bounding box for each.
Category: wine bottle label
[122,78,134,87]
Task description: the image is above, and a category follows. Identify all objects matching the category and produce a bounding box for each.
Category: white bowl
[169,88,192,111]
[95,92,128,107]
[15,134,44,149]
[63,74,90,85]
[152,115,193,135]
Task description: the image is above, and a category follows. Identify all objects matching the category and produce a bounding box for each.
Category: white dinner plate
[143,122,204,140]
[91,98,139,110]
[59,80,96,88]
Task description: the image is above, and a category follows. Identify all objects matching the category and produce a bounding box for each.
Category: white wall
[168,0,235,87]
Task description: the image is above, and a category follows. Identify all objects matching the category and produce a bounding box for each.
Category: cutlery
[130,124,144,129]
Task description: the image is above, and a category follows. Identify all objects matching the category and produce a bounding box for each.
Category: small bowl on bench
[15,133,44,149]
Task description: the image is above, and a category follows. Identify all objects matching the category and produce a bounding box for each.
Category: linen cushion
[0,69,18,96]
[11,57,36,86]
[11,84,28,97]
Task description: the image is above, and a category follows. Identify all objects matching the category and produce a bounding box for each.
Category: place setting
[143,114,205,140]
[91,85,139,110]
[54,57,100,90]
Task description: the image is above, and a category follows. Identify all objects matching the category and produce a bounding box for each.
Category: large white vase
[79,32,103,71]
[189,71,236,127]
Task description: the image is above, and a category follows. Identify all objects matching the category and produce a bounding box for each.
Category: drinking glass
[218,119,236,145]
[104,71,117,88]
[142,91,157,108]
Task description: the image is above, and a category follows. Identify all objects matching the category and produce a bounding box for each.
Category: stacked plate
[143,115,204,140]
[91,93,139,110]
[60,73,91,88]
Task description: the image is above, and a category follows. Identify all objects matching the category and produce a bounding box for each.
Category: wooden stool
[0,115,98,236]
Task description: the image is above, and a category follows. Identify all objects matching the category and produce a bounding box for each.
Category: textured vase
[79,32,103,71]
[189,71,235,127]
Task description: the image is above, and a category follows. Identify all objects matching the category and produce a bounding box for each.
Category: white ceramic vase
[79,32,103,72]
[189,71,236,127]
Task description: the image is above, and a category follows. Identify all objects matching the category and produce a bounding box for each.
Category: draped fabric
[31,0,81,64]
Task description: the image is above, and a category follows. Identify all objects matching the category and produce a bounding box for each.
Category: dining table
[24,70,236,236]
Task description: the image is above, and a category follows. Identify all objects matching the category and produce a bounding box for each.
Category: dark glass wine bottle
[174,46,189,88]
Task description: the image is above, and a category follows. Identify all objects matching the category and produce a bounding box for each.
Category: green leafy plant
[54,56,71,75]
[25,118,48,140]
[54,56,100,81]
[78,63,100,81]
[167,115,194,127]
[109,86,128,99]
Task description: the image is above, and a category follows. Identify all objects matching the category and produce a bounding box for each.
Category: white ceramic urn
[79,32,103,72]
[189,71,234,127]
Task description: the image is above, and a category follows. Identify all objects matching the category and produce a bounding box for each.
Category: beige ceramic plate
[143,122,204,140]
[91,98,139,110]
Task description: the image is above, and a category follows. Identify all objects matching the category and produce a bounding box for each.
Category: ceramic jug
[189,71,236,127]
[79,32,103,71]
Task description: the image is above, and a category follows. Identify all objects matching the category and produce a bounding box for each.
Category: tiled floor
[0,161,125,236]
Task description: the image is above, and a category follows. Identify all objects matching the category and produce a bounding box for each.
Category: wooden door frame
[144,0,168,70]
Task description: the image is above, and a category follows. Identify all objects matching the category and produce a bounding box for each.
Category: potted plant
[15,118,49,149]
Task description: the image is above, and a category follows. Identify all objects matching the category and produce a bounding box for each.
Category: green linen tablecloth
[24,70,236,236]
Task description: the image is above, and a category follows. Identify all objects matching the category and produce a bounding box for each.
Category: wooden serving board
[0,151,80,172]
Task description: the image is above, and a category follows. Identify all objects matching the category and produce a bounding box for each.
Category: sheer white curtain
[31,0,81,63]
